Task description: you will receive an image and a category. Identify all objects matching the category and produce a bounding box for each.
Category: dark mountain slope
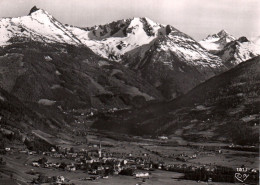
[0,85,61,151]
[0,41,163,122]
[0,86,59,131]
[92,56,260,145]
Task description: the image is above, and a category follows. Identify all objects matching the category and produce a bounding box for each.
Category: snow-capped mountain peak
[199,30,236,52]
[200,30,260,66]
[66,17,167,60]
[218,36,260,67]
[216,29,229,38]
[0,6,81,46]
[127,17,161,37]
[203,29,234,41]
[28,6,40,15]
[28,6,54,22]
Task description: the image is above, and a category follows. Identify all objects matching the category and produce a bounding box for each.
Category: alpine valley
[0,6,259,185]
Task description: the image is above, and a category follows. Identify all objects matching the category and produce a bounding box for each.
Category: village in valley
[0,125,258,185]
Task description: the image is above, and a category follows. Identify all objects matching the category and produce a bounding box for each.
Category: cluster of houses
[27,141,230,181]
[30,143,154,180]
[163,163,218,173]
[33,174,69,184]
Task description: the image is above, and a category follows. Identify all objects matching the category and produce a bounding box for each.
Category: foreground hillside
[93,56,260,145]
[0,87,51,130]
[0,85,62,151]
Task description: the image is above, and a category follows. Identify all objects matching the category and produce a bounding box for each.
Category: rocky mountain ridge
[0,6,231,101]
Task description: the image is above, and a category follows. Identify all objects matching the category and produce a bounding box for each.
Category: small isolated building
[50,147,56,152]
[5,147,11,152]
[56,176,65,183]
[32,162,40,167]
[135,172,150,178]
[158,136,168,140]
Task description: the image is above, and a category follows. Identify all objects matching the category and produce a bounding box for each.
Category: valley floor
[0,128,258,185]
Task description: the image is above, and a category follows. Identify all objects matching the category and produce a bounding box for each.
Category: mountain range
[200,30,260,68]
[0,6,259,145]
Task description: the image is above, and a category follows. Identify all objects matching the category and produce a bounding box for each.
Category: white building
[135,172,150,178]
[158,136,168,140]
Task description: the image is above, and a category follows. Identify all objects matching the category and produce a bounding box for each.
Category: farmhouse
[32,162,40,167]
[65,164,76,171]
[134,172,150,178]
[158,136,168,140]
[55,176,65,184]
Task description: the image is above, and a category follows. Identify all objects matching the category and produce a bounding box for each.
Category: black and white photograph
[0,0,259,184]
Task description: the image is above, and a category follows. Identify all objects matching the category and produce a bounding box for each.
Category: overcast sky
[0,0,259,40]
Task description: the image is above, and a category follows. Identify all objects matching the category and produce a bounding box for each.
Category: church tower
[98,141,102,158]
